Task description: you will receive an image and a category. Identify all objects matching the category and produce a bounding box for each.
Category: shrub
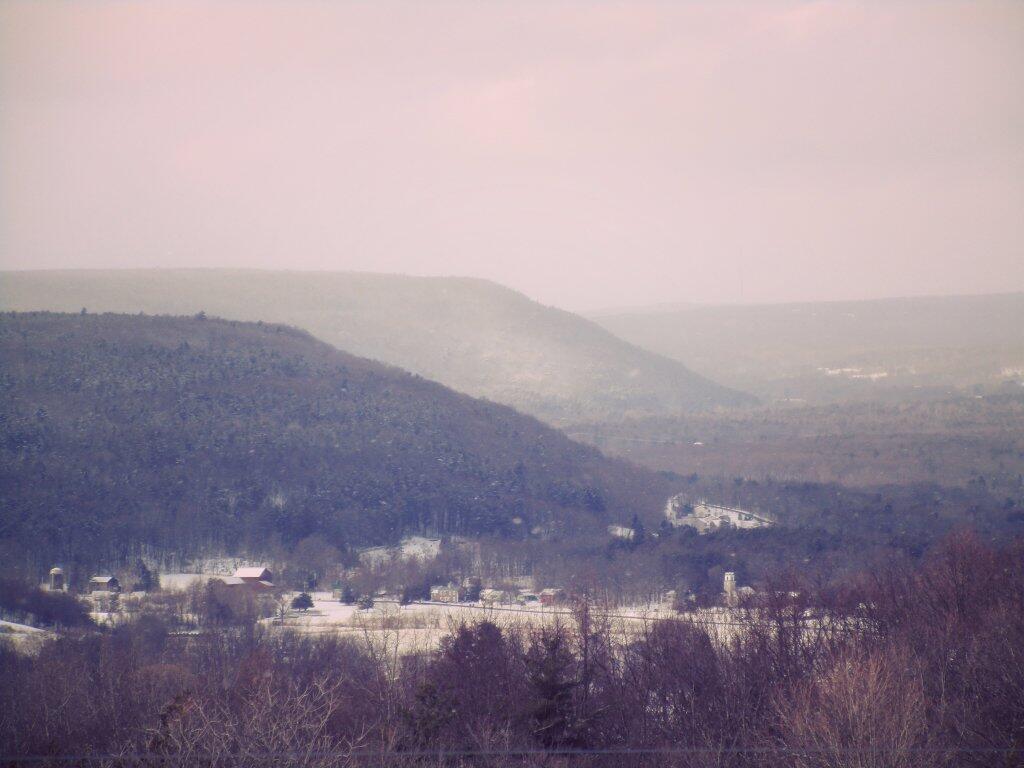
[0,578,93,628]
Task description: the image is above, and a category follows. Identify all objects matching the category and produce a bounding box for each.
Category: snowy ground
[358,536,445,567]
[0,619,47,634]
[271,593,727,654]
[160,572,213,592]
[0,619,52,655]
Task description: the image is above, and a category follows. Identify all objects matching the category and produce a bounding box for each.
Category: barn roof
[234,566,271,578]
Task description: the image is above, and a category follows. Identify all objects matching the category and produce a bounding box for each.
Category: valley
[3,2,1022,762]
[591,293,1024,402]
[3,307,1022,602]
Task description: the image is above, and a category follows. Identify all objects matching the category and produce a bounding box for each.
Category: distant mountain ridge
[0,312,674,569]
[0,269,753,423]
[591,293,1024,402]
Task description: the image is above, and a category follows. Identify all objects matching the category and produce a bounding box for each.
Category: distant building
[539,588,565,606]
[480,588,512,605]
[607,525,635,541]
[723,572,736,605]
[722,572,755,606]
[48,567,66,593]
[666,495,774,534]
[230,567,274,591]
[234,566,273,584]
[430,584,461,603]
[89,576,120,593]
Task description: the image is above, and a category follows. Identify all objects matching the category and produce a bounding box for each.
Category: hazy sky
[1,1,1022,311]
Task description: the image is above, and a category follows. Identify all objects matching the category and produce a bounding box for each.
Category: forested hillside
[0,312,673,570]
[568,395,1024,489]
[0,270,752,424]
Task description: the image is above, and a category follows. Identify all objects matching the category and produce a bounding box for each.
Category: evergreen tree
[357,594,375,610]
[291,592,313,612]
[525,629,580,747]
[631,513,646,546]
[132,559,158,592]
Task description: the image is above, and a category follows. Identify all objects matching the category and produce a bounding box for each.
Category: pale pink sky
[1,0,1022,311]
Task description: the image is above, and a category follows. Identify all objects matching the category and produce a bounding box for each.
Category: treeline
[1,532,1021,767]
[0,312,671,571]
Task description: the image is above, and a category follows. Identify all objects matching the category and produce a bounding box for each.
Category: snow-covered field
[272,593,712,654]
[358,536,444,566]
[0,619,51,655]
[159,573,211,592]
[0,619,47,634]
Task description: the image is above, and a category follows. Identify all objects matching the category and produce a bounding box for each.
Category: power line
[1,746,1018,763]
[304,598,782,629]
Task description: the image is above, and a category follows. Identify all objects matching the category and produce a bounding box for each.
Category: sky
[1,1,1022,312]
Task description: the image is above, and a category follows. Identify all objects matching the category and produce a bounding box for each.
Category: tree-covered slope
[0,270,753,424]
[0,312,672,569]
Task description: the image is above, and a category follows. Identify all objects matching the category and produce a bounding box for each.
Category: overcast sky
[1,1,1022,311]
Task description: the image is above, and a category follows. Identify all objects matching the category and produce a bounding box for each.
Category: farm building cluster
[665,496,774,533]
[387,580,567,608]
[43,560,567,613]
[43,565,276,596]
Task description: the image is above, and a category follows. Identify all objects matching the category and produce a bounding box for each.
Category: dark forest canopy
[0,312,675,570]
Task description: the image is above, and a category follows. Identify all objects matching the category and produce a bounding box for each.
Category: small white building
[480,588,512,605]
[539,588,565,606]
[607,525,635,541]
[89,576,120,594]
[47,567,67,593]
[430,584,461,603]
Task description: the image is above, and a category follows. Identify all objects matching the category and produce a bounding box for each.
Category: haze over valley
[592,292,1024,402]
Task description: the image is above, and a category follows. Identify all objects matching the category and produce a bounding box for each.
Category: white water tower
[49,566,66,592]
[723,572,736,602]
